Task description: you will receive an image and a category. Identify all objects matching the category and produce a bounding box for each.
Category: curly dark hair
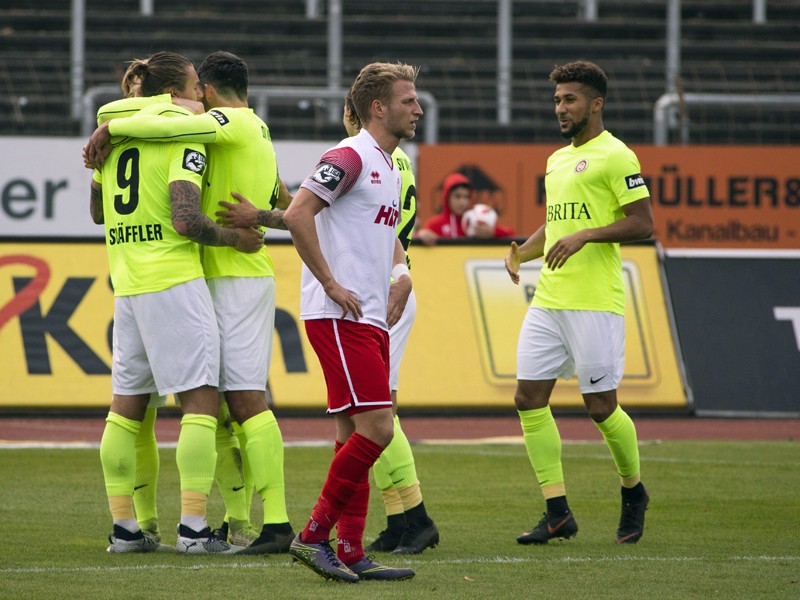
[549,60,608,98]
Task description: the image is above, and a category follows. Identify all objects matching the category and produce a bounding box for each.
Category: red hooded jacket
[418,173,515,239]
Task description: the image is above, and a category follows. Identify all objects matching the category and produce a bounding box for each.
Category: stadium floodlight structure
[81,85,440,144]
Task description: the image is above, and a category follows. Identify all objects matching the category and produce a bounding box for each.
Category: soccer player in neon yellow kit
[91,51,295,554]
[90,51,263,554]
[90,59,255,547]
[505,60,654,545]
[338,94,439,555]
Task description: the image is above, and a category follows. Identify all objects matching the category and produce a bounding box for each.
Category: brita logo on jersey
[626,173,646,189]
[311,163,344,192]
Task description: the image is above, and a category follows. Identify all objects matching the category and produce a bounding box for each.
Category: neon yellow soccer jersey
[532,130,650,315]
[393,146,416,269]
[96,94,171,125]
[98,103,207,296]
[109,107,278,279]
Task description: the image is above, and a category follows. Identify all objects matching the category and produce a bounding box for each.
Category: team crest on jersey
[626,173,646,189]
[209,109,229,126]
[574,159,588,173]
[311,162,344,192]
[182,149,207,174]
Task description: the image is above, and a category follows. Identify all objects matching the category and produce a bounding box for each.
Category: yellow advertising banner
[417,144,800,250]
[403,242,686,409]
[1,241,686,410]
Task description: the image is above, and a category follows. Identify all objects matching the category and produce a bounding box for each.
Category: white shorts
[389,288,417,391]
[207,276,275,392]
[112,278,220,397]
[516,306,625,394]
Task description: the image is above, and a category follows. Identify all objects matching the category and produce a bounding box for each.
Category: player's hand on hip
[325,282,363,320]
[234,227,264,253]
[217,192,259,228]
[505,241,521,284]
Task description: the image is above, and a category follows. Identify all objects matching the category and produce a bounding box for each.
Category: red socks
[301,433,382,544]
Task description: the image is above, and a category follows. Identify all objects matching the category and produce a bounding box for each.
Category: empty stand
[1,0,799,143]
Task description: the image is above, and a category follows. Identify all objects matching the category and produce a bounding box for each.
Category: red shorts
[304,318,392,415]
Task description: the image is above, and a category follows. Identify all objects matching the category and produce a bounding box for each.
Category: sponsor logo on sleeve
[626,173,646,189]
[183,149,207,174]
[209,109,229,126]
[311,162,344,192]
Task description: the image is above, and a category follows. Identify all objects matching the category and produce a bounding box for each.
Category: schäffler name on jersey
[108,222,164,245]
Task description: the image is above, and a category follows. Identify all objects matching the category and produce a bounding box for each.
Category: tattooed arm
[169,181,263,253]
[216,191,288,230]
[90,180,104,224]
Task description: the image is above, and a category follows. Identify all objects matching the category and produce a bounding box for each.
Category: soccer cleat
[391,520,439,555]
[139,519,162,544]
[176,524,239,554]
[210,521,229,543]
[348,556,415,581]
[288,534,359,583]
[227,518,261,547]
[516,511,578,545]
[616,485,650,544]
[107,525,172,553]
[365,526,405,553]
[237,522,296,555]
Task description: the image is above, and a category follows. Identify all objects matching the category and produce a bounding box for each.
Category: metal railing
[653,92,800,145]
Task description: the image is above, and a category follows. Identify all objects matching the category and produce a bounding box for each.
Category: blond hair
[349,62,418,126]
[120,58,147,98]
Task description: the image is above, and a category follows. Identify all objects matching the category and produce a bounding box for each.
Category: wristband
[391,263,411,281]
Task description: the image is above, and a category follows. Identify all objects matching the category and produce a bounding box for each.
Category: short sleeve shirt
[109,107,280,279]
[298,129,402,330]
[532,130,650,315]
[99,103,207,296]
[392,146,416,268]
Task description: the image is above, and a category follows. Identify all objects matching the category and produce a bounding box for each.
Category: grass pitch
[1,439,798,599]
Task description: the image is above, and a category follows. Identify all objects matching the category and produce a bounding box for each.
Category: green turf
[1,440,798,599]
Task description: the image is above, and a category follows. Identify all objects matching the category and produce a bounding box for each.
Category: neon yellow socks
[373,416,421,512]
[133,407,159,531]
[214,402,249,523]
[101,411,141,500]
[176,413,217,494]
[518,407,566,500]
[241,410,289,524]
[594,405,641,487]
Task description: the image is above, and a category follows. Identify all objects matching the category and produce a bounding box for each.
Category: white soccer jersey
[298,129,402,330]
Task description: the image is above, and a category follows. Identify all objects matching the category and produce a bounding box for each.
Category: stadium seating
[1,0,799,143]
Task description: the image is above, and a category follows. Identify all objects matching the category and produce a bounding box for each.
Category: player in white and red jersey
[284,62,422,583]
[341,94,439,555]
